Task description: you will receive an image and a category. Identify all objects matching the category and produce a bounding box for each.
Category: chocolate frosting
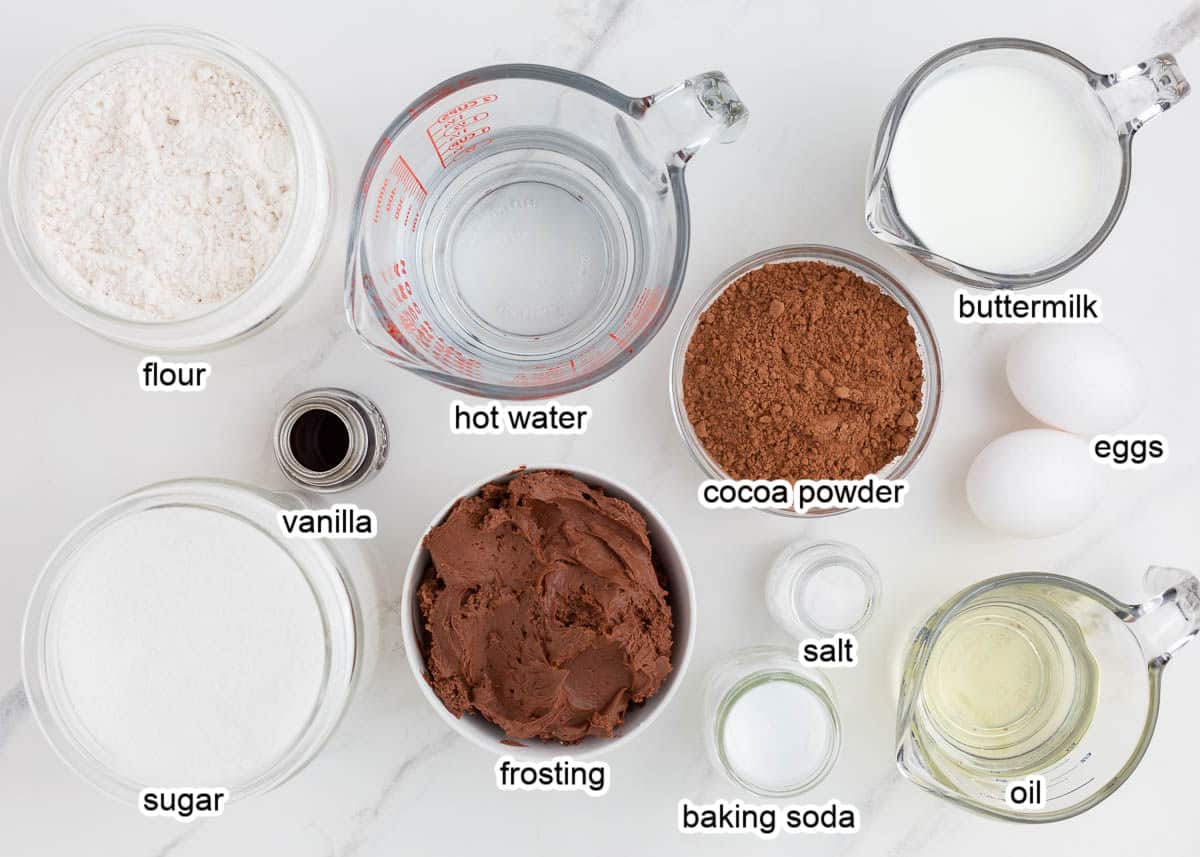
[418,470,674,743]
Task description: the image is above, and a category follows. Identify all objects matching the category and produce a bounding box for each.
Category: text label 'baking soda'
[799,634,858,668]
[1091,434,1168,469]
[698,477,908,513]
[495,756,609,797]
[139,357,210,391]
[678,799,860,839]
[451,400,591,435]
[139,788,228,823]
[954,288,1101,324]
[278,504,377,539]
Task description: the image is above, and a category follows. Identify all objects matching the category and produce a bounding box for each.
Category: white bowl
[401,465,696,760]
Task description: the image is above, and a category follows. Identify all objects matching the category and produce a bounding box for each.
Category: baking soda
[721,679,833,793]
[53,506,325,786]
[887,54,1122,274]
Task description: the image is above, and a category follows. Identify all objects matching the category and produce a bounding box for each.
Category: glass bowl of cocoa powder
[670,245,942,517]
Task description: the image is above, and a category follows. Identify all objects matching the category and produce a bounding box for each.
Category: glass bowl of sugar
[0,26,334,351]
[21,479,360,805]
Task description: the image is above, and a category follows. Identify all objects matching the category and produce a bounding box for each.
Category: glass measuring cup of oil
[896,568,1200,822]
[867,38,1190,289]
[347,65,748,398]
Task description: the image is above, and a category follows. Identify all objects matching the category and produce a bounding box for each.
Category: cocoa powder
[682,260,924,481]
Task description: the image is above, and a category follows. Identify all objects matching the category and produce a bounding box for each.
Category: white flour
[34,52,296,321]
[54,506,325,786]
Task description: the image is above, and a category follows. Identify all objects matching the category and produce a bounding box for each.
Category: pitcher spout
[639,71,748,167]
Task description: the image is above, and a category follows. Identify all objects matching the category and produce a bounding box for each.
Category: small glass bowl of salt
[765,540,881,638]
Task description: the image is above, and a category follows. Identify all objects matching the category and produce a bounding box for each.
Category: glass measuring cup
[346,65,747,398]
[896,568,1200,822]
[866,38,1190,289]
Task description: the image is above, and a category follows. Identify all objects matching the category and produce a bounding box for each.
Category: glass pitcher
[346,65,747,399]
[896,568,1199,822]
[866,38,1190,289]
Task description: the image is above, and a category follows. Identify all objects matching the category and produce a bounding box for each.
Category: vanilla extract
[274,388,388,493]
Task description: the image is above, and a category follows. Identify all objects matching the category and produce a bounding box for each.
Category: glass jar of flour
[1,27,334,351]
[21,479,364,805]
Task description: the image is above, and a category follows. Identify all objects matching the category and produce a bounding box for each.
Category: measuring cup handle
[640,71,749,166]
[1098,54,1191,134]
[1133,566,1200,665]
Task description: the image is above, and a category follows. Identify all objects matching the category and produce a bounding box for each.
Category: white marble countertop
[3,0,1200,854]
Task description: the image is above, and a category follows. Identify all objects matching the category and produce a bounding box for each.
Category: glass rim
[20,478,359,806]
[344,62,695,400]
[866,37,1135,290]
[669,244,943,518]
[786,541,882,635]
[0,25,335,351]
[713,668,842,798]
[895,570,1161,823]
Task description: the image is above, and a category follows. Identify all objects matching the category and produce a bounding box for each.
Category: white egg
[966,429,1101,538]
[1006,326,1143,435]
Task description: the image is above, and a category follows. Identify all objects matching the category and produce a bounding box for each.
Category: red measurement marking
[513,364,576,388]
[407,76,483,120]
[360,136,392,199]
[373,259,480,379]
[426,94,498,169]
[372,154,428,231]
[390,153,427,195]
[615,289,661,353]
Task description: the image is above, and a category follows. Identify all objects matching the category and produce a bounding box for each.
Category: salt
[53,506,326,786]
[765,541,880,638]
[721,679,833,793]
[801,563,869,631]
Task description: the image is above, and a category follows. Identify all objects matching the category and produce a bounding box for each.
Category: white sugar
[53,506,325,786]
